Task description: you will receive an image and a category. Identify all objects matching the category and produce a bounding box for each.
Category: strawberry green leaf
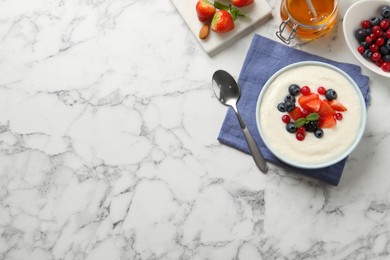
[213,1,230,10]
[214,1,246,21]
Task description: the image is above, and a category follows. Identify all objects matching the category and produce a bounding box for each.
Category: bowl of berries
[343,0,390,77]
[256,61,367,169]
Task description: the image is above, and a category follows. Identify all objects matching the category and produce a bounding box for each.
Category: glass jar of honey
[276,0,339,44]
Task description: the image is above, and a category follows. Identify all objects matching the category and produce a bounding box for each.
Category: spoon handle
[235,112,268,173]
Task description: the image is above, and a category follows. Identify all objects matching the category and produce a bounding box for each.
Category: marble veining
[1,0,390,259]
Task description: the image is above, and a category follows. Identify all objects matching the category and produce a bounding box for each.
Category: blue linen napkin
[218,34,370,186]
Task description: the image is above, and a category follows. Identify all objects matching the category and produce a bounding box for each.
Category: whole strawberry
[211,10,235,33]
[231,0,254,7]
[196,0,216,22]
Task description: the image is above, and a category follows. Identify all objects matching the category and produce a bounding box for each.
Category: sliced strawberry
[318,99,335,117]
[289,107,305,121]
[211,10,235,33]
[330,99,347,111]
[298,93,321,112]
[319,115,337,128]
[196,0,216,22]
[231,0,254,7]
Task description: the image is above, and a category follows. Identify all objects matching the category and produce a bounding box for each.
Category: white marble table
[1,0,390,259]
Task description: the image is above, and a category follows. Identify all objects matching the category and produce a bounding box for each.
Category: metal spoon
[212,70,268,173]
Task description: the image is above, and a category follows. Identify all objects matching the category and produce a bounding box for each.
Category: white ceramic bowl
[256,61,367,169]
[343,0,390,78]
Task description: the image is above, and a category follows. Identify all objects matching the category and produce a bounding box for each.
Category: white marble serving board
[171,0,272,56]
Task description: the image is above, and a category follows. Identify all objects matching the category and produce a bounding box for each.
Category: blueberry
[363,49,373,59]
[286,122,297,133]
[288,84,301,96]
[355,28,367,42]
[277,102,286,112]
[380,46,389,55]
[314,129,324,138]
[284,101,295,112]
[325,89,337,101]
[381,6,390,19]
[284,94,295,103]
[370,17,381,26]
[386,39,390,49]
[383,54,390,62]
[360,41,369,49]
[304,121,318,132]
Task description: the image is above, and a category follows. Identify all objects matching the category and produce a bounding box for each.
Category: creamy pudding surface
[258,64,364,167]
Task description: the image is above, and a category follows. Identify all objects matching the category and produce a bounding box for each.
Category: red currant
[282,115,291,124]
[317,86,326,95]
[376,37,385,47]
[365,35,373,44]
[386,29,390,39]
[370,33,377,41]
[297,126,306,134]
[361,20,371,29]
[358,46,365,54]
[380,19,390,30]
[372,52,382,62]
[381,62,390,72]
[300,86,311,95]
[370,44,379,52]
[335,113,343,120]
[372,25,382,37]
[296,132,305,141]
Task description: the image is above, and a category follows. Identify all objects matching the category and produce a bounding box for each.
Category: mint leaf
[295,118,306,128]
[306,113,319,121]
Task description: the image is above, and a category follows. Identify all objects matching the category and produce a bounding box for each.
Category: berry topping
[277,102,286,112]
[318,99,336,117]
[288,84,301,96]
[284,101,295,112]
[300,86,311,95]
[284,94,296,103]
[298,93,321,112]
[277,84,347,141]
[296,132,305,141]
[317,86,326,95]
[329,99,347,111]
[304,120,319,132]
[282,115,291,124]
[319,115,336,128]
[325,89,337,101]
[289,106,305,121]
[286,122,297,133]
[314,129,324,138]
[297,126,306,134]
[334,113,343,120]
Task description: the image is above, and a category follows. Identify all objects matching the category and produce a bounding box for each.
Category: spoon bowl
[212,70,268,173]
